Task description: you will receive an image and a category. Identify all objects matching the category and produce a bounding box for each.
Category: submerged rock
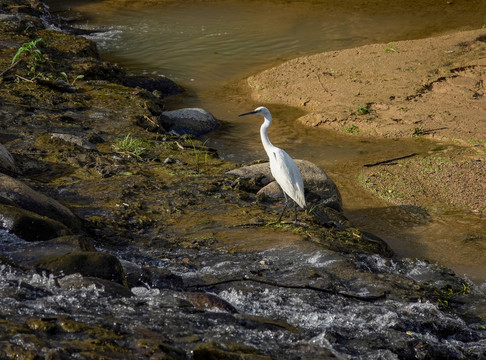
[193,342,275,360]
[159,108,220,136]
[228,159,342,211]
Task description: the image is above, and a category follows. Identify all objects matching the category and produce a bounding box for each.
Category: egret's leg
[293,200,298,223]
[277,192,289,223]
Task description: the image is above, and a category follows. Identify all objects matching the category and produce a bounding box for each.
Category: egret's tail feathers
[292,194,306,209]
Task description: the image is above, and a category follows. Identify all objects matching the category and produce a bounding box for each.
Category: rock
[163,157,187,165]
[235,314,300,334]
[125,265,184,290]
[36,78,77,93]
[3,235,97,266]
[0,173,81,231]
[57,273,133,298]
[50,133,97,151]
[32,251,128,287]
[125,75,184,98]
[0,143,20,174]
[185,291,239,314]
[159,108,220,136]
[193,342,273,360]
[227,159,342,211]
[0,204,72,241]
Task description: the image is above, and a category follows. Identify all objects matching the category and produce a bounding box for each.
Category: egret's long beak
[238,110,258,117]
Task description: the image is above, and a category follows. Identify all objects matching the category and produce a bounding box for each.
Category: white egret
[239,106,306,223]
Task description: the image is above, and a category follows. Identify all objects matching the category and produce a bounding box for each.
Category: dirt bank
[245,29,486,212]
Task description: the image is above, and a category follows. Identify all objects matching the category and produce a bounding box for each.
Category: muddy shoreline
[1,1,486,358]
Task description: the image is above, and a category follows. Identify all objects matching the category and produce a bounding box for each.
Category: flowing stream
[46,0,486,283]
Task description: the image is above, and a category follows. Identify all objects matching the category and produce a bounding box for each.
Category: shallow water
[46,0,486,283]
[2,228,485,358]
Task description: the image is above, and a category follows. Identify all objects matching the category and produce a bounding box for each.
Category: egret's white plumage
[239,106,306,222]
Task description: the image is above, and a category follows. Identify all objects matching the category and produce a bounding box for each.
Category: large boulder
[159,108,220,136]
[0,173,81,231]
[228,159,342,211]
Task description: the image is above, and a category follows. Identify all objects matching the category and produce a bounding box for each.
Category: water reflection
[47,0,486,92]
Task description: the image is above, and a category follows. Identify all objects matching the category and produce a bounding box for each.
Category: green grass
[112,134,149,159]
[356,103,371,115]
[189,138,210,173]
[381,42,397,53]
[412,125,425,137]
[344,124,360,134]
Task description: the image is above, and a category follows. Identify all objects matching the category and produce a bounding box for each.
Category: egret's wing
[269,148,306,208]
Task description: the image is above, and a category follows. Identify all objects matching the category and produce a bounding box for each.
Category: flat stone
[159,108,220,136]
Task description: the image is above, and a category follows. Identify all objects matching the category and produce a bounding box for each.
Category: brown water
[47,0,486,283]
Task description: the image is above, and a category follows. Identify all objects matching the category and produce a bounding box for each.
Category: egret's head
[238,106,271,118]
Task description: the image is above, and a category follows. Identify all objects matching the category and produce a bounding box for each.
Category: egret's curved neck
[260,115,274,155]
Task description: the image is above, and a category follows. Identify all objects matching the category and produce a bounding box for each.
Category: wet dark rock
[228,159,342,211]
[25,317,57,333]
[159,108,220,136]
[308,226,393,257]
[125,74,184,98]
[236,314,300,333]
[125,265,184,290]
[3,235,97,266]
[310,203,350,228]
[57,273,133,298]
[1,279,53,301]
[36,78,77,93]
[193,342,273,360]
[50,133,97,151]
[185,291,239,314]
[38,28,100,60]
[32,251,128,287]
[0,173,81,231]
[0,143,20,174]
[0,204,72,241]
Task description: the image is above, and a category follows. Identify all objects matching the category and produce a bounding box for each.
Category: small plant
[412,125,425,137]
[305,205,317,215]
[437,282,471,309]
[356,103,371,115]
[381,42,397,52]
[112,134,149,159]
[12,37,47,79]
[60,72,84,85]
[345,124,360,134]
[189,138,210,173]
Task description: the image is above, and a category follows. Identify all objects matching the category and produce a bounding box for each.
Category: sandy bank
[247,29,486,143]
